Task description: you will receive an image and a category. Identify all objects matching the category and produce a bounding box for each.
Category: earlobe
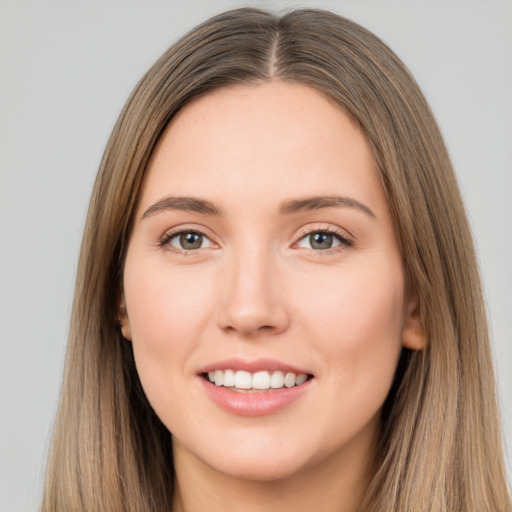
[117,297,132,341]
[401,292,427,350]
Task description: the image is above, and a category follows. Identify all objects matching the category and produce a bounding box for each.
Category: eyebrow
[279,195,376,218]
[141,194,376,220]
[142,196,221,219]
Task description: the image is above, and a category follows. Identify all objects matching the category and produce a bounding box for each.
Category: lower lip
[199,377,313,416]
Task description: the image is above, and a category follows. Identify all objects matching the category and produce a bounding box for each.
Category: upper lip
[198,358,313,375]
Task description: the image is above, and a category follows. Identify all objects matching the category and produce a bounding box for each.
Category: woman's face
[121,82,422,482]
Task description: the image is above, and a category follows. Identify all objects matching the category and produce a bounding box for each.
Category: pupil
[180,232,202,249]
[310,232,332,250]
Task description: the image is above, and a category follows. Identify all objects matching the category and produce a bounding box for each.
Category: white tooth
[234,370,252,389]
[223,369,235,387]
[208,371,215,382]
[295,373,307,385]
[284,372,296,388]
[252,371,271,390]
[214,370,223,386]
[270,370,285,389]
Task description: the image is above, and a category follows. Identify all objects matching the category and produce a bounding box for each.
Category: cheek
[320,281,404,356]
[304,259,404,330]
[299,258,405,401]
[125,259,216,344]
[122,259,216,403]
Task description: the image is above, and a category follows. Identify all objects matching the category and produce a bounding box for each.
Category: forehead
[158,81,369,165]
[138,81,386,217]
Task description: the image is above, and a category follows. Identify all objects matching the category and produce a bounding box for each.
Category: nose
[216,246,290,337]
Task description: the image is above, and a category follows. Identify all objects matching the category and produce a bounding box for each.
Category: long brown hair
[42,8,511,511]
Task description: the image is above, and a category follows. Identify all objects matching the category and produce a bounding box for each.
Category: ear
[401,291,427,350]
[117,295,132,341]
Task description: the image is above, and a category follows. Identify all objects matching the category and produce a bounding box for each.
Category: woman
[42,8,511,511]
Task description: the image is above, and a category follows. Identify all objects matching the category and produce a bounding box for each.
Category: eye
[163,230,214,251]
[295,230,351,251]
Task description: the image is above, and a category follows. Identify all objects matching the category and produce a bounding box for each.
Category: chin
[207,451,309,482]
[173,431,315,483]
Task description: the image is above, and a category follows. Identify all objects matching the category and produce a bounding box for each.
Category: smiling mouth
[203,369,313,392]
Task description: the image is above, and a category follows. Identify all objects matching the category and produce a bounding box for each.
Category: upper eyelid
[295,224,353,241]
[161,224,215,239]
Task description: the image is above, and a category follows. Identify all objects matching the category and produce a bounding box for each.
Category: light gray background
[0,1,510,510]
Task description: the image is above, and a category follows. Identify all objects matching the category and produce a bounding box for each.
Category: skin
[119,82,425,512]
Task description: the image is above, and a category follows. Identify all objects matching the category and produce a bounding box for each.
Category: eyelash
[159,229,214,254]
[159,227,353,254]
[294,227,353,254]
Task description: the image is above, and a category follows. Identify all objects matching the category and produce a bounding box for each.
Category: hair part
[42,8,511,511]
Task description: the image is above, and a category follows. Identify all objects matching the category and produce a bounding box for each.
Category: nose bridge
[217,237,288,336]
